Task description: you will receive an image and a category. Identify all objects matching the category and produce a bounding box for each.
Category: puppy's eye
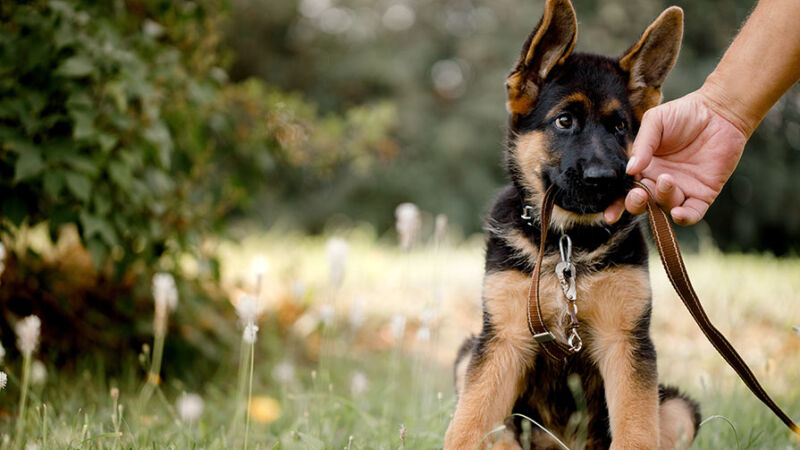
[555,113,573,130]
[615,119,627,134]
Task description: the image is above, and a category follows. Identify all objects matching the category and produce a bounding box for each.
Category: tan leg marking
[659,398,696,450]
[581,267,660,449]
[455,349,471,396]
[445,270,559,449]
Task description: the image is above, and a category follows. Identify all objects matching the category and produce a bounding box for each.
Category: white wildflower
[176,392,204,423]
[292,280,306,299]
[395,203,421,250]
[31,360,46,385]
[251,254,269,286]
[435,213,448,242]
[15,315,41,356]
[325,237,349,287]
[319,303,335,327]
[236,294,259,325]
[272,361,295,384]
[243,323,259,344]
[390,314,406,343]
[142,19,165,38]
[0,371,7,390]
[416,325,430,342]
[152,273,178,311]
[350,371,369,395]
[349,297,365,331]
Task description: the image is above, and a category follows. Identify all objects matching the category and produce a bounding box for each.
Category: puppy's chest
[483,254,651,347]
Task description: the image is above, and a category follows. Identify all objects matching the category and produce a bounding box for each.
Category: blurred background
[0,0,799,448]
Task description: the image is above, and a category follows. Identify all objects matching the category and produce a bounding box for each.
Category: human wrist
[698,75,760,138]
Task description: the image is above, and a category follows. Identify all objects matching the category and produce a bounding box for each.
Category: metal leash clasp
[555,234,582,353]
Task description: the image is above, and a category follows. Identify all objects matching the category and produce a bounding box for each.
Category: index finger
[627,108,665,176]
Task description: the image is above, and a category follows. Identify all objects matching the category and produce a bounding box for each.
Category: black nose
[582,165,618,185]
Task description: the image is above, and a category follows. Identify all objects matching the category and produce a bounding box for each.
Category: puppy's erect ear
[619,6,683,119]
[506,0,577,117]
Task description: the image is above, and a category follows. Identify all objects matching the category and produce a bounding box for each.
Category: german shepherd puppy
[445,1,700,448]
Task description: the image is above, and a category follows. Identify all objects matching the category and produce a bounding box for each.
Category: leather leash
[526,182,800,435]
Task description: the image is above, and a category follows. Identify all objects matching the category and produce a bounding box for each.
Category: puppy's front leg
[445,270,537,449]
[586,268,660,450]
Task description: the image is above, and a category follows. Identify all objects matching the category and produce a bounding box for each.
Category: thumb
[627,108,664,175]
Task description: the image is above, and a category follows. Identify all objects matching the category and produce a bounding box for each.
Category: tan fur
[601,98,623,116]
[512,131,551,203]
[446,270,557,450]
[659,398,696,450]
[631,87,663,121]
[506,74,539,116]
[546,92,592,119]
[580,267,659,449]
[455,349,471,396]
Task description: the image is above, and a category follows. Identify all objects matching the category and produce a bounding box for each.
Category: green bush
[0,0,396,271]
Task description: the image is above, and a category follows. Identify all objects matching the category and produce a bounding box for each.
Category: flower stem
[243,340,255,449]
[14,352,32,448]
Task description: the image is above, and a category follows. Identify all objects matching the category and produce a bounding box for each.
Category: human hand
[604,89,748,226]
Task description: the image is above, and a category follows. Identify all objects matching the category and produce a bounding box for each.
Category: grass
[1,228,800,449]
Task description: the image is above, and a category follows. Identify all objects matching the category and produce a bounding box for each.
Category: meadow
[2,227,800,449]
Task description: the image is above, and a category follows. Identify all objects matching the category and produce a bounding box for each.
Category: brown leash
[526,182,800,435]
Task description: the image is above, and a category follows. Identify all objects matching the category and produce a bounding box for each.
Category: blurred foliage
[0,0,395,268]
[227,0,800,253]
[0,0,394,360]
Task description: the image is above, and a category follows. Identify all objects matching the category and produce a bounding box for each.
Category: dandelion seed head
[390,314,406,343]
[176,392,204,423]
[326,237,349,287]
[350,371,369,395]
[15,315,41,356]
[435,213,448,241]
[395,203,421,250]
[292,280,306,299]
[319,303,335,327]
[31,360,47,385]
[243,323,259,344]
[0,371,7,390]
[272,361,295,384]
[152,272,178,311]
[236,294,259,324]
[416,325,430,342]
[349,297,365,331]
[250,254,269,282]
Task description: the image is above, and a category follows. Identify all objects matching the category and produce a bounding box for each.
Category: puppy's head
[506,0,683,227]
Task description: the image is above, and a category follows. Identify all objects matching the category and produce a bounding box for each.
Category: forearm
[699,0,800,137]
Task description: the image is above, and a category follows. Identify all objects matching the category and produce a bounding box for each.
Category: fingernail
[633,191,646,205]
[625,157,637,174]
[604,211,615,224]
